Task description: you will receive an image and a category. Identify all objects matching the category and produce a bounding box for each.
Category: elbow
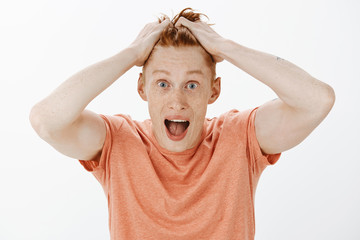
[29,105,52,141]
[322,83,336,111]
[314,82,336,117]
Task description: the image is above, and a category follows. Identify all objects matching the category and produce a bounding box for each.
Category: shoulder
[99,113,153,139]
[204,108,255,137]
[206,108,254,126]
[99,113,140,135]
[224,108,254,121]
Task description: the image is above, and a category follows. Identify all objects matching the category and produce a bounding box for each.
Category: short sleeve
[78,114,114,184]
[247,107,281,174]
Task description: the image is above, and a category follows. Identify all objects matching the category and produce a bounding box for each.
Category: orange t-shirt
[79,108,280,240]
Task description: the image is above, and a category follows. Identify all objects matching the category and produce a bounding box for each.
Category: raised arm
[29,19,170,160]
[175,17,335,154]
[218,41,335,154]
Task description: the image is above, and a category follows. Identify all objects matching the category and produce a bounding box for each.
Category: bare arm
[175,17,335,154]
[217,41,335,154]
[29,19,170,160]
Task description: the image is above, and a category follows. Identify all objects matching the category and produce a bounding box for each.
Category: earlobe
[137,73,147,101]
[208,77,221,104]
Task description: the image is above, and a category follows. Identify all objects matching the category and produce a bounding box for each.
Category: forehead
[145,46,212,77]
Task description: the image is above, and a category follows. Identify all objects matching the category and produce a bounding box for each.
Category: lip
[164,115,190,141]
[164,115,190,121]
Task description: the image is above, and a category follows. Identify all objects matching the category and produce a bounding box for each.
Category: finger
[145,19,169,30]
[213,56,224,63]
[175,17,193,29]
[141,19,169,38]
[160,18,170,28]
[152,20,170,39]
[153,18,170,33]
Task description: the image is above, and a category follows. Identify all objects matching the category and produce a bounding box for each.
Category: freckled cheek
[188,93,208,107]
[147,90,167,118]
[189,98,208,125]
[147,88,166,102]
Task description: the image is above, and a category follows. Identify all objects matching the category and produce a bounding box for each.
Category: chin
[162,137,191,152]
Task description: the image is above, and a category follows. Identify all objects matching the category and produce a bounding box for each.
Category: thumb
[175,17,192,29]
[160,18,171,27]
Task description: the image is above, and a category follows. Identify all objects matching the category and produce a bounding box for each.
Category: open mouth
[164,119,190,141]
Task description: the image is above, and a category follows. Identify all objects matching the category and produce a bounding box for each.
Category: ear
[208,77,221,104]
[137,73,147,101]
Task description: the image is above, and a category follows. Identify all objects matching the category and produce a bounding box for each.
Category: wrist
[217,39,238,59]
[217,39,250,67]
[126,44,144,66]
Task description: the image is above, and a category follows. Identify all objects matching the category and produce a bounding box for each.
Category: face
[138,46,221,152]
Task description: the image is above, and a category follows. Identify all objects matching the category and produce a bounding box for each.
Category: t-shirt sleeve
[247,107,281,175]
[78,114,117,185]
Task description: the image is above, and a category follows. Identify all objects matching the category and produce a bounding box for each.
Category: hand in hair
[175,16,224,63]
[130,19,171,66]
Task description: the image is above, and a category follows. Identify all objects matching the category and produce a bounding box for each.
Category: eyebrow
[152,69,204,75]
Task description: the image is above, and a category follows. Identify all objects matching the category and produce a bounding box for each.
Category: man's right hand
[130,18,170,67]
[29,18,170,161]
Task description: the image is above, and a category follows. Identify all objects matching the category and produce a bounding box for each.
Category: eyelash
[186,82,198,89]
[157,81,168,88]
[157,81,199,90]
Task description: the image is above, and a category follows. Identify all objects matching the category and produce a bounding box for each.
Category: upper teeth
[169,119,187,122]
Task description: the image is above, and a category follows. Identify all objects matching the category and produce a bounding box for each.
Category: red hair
[157,8,211,48]
[143,8,216,81]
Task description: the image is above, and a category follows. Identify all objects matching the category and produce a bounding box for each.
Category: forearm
[218,40,335,111]
[30,47,137,133]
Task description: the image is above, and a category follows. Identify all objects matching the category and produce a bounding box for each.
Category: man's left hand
[175,17,225,63]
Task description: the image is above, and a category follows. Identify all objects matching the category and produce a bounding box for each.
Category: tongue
[168,122,187,136]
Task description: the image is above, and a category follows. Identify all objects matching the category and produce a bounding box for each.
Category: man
[29,8,335,240]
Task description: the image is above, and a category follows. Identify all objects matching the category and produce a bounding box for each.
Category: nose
[167,89,188,111]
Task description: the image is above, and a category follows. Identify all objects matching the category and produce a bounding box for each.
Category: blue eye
[158,81,168,88]
[187,83,198,89]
